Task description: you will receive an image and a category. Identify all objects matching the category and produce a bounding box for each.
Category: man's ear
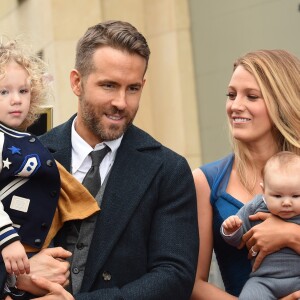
[70,69,82,96]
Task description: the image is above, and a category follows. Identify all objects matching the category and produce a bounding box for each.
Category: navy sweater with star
[0,123,60,251]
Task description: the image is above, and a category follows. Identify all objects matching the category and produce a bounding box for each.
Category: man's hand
[239,212,287,271]
[31,275,74,300]
[29,247,71,285]
[16,247,71,295]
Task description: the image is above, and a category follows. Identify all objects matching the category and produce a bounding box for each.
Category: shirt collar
[71,116,123,174]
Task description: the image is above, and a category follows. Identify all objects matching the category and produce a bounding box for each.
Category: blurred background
[1,0,299,289]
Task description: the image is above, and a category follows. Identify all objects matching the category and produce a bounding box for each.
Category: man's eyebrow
[97,79,119,85]
[96,79,143,87]
[129,82,143,86]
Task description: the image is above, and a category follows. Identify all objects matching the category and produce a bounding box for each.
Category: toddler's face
[263,167,300,219]
[0,61,31,129]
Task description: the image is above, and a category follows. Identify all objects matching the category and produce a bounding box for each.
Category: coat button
[76,243,84,250]
[29,137,36,143]
[41,223,48,230]
[34,239,42,246]
[46,160,54,167]
[73,267,79,274]
[102,271,111,281]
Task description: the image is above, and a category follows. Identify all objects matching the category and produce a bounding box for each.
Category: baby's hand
[1,241,30,275]
[222,216,243,235]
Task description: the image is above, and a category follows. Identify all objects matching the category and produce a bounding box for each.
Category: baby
[221,151,300,299]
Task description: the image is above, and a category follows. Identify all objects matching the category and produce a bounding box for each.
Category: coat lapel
[39,115,74,172]
[81,126,162,291]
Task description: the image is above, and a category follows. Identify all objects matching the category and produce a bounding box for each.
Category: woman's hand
[30,275,74,300]
[16,247,71,296]
[280,290,300,299]
[240,212,296,271]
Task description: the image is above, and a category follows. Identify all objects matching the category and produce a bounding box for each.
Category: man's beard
[80,98,136,142]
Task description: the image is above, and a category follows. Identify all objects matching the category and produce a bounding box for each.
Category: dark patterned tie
[82,146,110,197]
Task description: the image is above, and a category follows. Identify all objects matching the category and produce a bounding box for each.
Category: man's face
[71,46,146,146]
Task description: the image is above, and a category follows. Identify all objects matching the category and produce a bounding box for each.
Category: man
[1,20,199,299]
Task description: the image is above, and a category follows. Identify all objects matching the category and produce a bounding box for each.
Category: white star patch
[3,158,12,169]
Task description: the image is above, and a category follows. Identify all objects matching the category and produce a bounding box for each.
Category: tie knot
[90,146,109,167]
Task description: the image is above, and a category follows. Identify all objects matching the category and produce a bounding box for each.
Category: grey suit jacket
[0,114,199,300]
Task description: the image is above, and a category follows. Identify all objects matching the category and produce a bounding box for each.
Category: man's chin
[95,121,132,142]
[100,128,126,142]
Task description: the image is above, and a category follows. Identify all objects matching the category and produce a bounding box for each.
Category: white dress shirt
[71,117,122,184]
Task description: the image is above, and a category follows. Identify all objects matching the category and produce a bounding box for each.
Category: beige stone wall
[189,0,300,165]
[0,0,201,169]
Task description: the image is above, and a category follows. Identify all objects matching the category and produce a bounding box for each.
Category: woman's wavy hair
[229,50,300,193]
[0,36,50,130]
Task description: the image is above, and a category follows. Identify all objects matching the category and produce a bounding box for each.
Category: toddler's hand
[2,240,30,275]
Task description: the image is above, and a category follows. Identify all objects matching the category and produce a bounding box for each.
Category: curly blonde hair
[0,37,50,130]
[229,50,300,194]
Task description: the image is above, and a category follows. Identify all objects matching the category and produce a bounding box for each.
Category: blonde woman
[191,50,300,300]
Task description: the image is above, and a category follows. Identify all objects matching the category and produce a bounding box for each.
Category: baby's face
[0,61,31,129]
[263,167,300,219]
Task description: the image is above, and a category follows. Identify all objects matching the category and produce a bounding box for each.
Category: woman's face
[226,65,274,145]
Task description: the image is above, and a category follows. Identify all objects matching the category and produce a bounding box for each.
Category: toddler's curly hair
[0,36,51,130]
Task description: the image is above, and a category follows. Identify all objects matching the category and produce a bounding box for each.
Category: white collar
[71,116,123,174]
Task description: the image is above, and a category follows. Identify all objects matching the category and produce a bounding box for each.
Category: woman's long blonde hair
[230,50,300,193]
[0,36,51,130]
